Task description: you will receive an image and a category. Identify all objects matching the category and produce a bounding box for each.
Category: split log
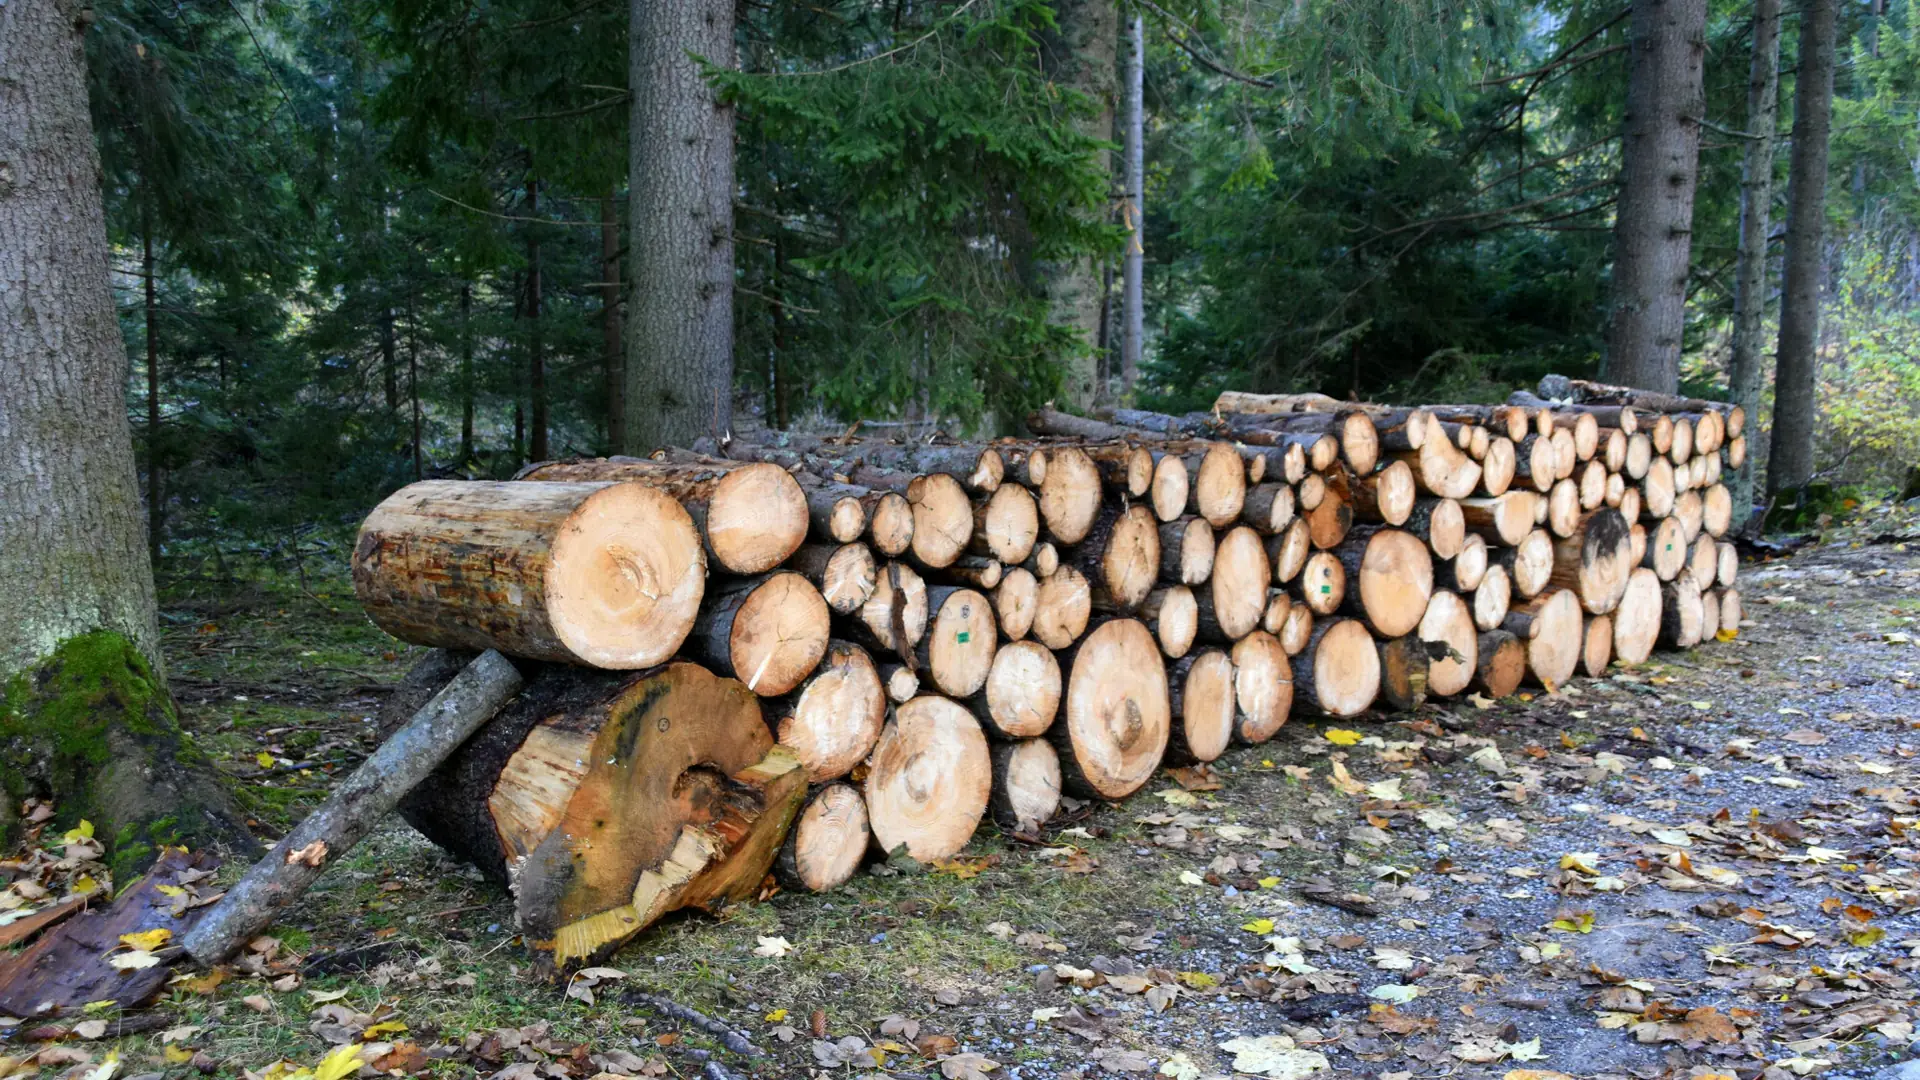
[182,650,526,964]
[384,658,805,967]
[970,639,1062,739]
[994,567,1038,641]
[1032,565,1093,650]
[1051,619,1172,799]
[1307,488,1353,549]
[857,562,930,656]
[774,642,887,783]
[1435,532,1488,593]
[1660,575,1705,649]
[1472,629,1526,698]
[1150,451,1190,522]
[1280,603,1314,656]
[1230,630,1293,743]
[1497,528,1555,599]
[1610,568,1662,664]
[1472,563,1512,632]
[1292,549,1347,616]
[1641,516,1688,581]
[989,739,1062,832]
[785,542,877,615]
[1160,516,1217,585]
[1268,518,1312,584]
[1164,650,1236,765]
[1036,445,1104,544]
[1581,616,1612,677]
[1064,503,1161,611]
[776,783,869,893]
[1459,491,1537,547]
[1549,508,1634,615]
[354,480,705,669]
[1335,526,1434,639]
[517,458,807,575]
[971,484,1041,564]
[689,572,831,697]
[1405,497,1466,559]
[1418,590,1477,697]
[1187,442,1249,527]
[1518,589,1582,689]
[1207,525,1273,640]
[866,696,991,861]
[1243,482,1300,534]
[1374,636,1429,710]
[917,587,999,697]
[1294,617,1381,717]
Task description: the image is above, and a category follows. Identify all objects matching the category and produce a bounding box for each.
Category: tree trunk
[1120,12,1144,393]
[143,213,161,568]
[601,191,626,453]
[526,178,548,463]
[1604,0,1709,392]
[1041,0,1116,408]
[408,291,423,481]
[627,0,735,450]
[1765,0,1837,496]
[1728,0,1779,524]
[0,0,254,871]
[381,307,399,412]
[460,284,475,466]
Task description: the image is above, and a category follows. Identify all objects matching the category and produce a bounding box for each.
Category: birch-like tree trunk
[1603,0,1709,393]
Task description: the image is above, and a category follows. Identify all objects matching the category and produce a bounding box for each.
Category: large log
[1051,619,1172,800]
[1334,526,1434,639]
[1294,618,1380,717]
[383,657,805,967]
[989,739,1063,832]
[1404,497,1466,559]
[1459,491,1537,547]
[1518,589,1582,689]
[1549,508,1634,615]
[1035,445,1104,544]
[354,480,706,669]
[1418,590,1477,697]
[1164,650,1236,765]
[1032,565,1093,649]
[916,586,999,697]
[1242,482,1300,534]
[1207,525,1272,641]
[774,641,887,783]
[688,572,831,697]
[970,639,1062,739]
[775,783,869,893]
[182,650,527,964]
[517,458,807,575]
[1230,630,1293,743]
[1064,503,1162,611]
[971,483,1041,564]
[866,696,991,861]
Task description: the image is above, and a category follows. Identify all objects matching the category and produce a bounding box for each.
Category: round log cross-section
[865,696,992,861]
[1189,442,1249,527]
[776,642,887,783]
[1165,650,1236,765]
[1209,526,1272,641]
[994,567,1038,641]
[972,483,1040,565]
[1231,630,1294,743]
[973,639,1062,739]
[1337,527,1434,639]
[517,458,807,575]
[907,473,975,569]
[1038,446,1103,544]
[1033,565,1094,650]
[1520,589,1582,689]
[989,739,1063,832]
[776,783,870,893]
[1418,589,1478,697]
[355,480,706,669]
[1054,619,1172,800]
[859,562,930,656]
[690,572,832,697]
[1295,618,1381,717]
[918,587,999,697]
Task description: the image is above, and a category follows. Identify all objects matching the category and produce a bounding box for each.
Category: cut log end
[871,491,916,558]
[1056,619,1172,800]
[776,783,870,893]
[1230,630,1293,743]
[1298,618,1381,717]
[707,463,810,574]
[777,642,887,783]
[1166,650,1236,764]
[865,696,991,862]
[1039,446,1104,544]
[1418,590,1477,697]
[989,739,1063,832]
[979,639,1062,739]
[1522,589,1582,690]
[920,587,999,698]
[1472,629,1526,698]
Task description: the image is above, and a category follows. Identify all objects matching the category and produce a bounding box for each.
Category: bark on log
[1459,492,1537,547]
[1418,590,1478,697]
[1306,488,1353,550]
[1548,508,1634,615]
[1150,450,1190,522]
[785,542,877,616]
[866,696,991,861]
[1051,619,1172,799]
[773,641,886,783]
[1159,516,1217,585]
[1582,614,1613,677]
[1473,564,1512,633]
[1472,629,1527,698]
[1404,497,1466,560]
[1659,575,1705,649]
[1268,518,1312,584]
[182,650,526,964]
[792,474,871,544]
[354,480,705,669]
[988,739,1063,833]
[775,783,869,893]
[1063,503,1161,611]
[517,458,807,575]
[1164,650,1236,765]
[878,661,920,704]
[1374,636,1430,710]
[1329,461,1415,527]
[1435,532,1489,593]
[971,484,1041,565]
[688,572,832,697]
[1294,617,1380,717]
[1519,589,1582,689]
[916,587,999,698]
[1242,482,1300,534]
[1334,526,1434,639]
[856,561,930,659]
[1230,630,1293,743]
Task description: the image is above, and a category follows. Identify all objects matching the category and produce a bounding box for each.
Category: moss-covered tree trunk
[0,0,256,877]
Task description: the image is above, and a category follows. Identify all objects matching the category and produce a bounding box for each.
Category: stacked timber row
[349,374,1748,970]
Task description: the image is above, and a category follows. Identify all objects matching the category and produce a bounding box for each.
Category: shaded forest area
[59,0,1920,570]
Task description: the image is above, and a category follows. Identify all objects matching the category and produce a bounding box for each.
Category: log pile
[349,375,1748,969]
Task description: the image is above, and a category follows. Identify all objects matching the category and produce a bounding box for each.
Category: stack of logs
[350,376,1748,968]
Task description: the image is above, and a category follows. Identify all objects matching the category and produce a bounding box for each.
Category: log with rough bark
[970,639,1062,739]
[1268,518,1312,585]
[1374,635,1429,710]
[773,642,887,783]
[182,649,527,965]
[1026,407,1131,441]
[1418,590,1477,697]
[1405,497,1466,560]
[517,458,809,575]
[688,572,832,697]
[1549,509,1634,615]
[355,481,708,670]
[1518,589,1582,689]
[1642,516,1688,581]
[1082,442,1156,498]
[1436,532,1488,593]
[1331,460,1415,527]
[938,555,1004,591]
[1478,436,1517,497]
[776,783,869,893]
[788,473,873,544]
[1335,526,1434,639]
[1159,516,1216,585]
[994,567,1038,641]
[1472,629,1526,697]
[1582,615,1613,677]
[381,656,805,968]
[1230,630,1293,743]
[1025,541,1061,579]
[1032,565,1093,650]
[1164,650,1236,765]
[989,739,1062,832]
[1063,504,1162,611]
[915,586,999,697]
[971,483,1041,565]
[1294,617,1381,717]
[866,695,992,861]
[1050,618,1172,799]
[1242,482,1299,534]
[785,542,877,616]
[1206,525,1272,641]
[1514,432,1557,494]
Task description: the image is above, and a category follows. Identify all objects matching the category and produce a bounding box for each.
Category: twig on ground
[621,989,761,1057]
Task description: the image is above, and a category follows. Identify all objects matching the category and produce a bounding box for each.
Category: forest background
[97,0,1920,577]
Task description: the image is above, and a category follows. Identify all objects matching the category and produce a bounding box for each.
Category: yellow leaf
[1548,912,1595,934]
[257,752,276,769]
[119,928,172,951]
[1176,971,1218,989]
[1258,876,1281,888]
[765,1008,788,1023]
[1323,729,1362,746]
[1241,918,1275,934]
[155,885,185,897]
[360,1022,407,1039]
[1715,628,1738,642]
[71,874,100,896]
[311,1044,363,1080]
[63,820,95,844]
[164,1046,195,1064]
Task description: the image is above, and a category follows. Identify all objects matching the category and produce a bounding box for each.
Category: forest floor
[8,507,1920,1080]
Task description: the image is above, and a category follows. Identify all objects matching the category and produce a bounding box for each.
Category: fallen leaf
[117,928,170,952]
[752,936,793,958]
[1218,1035,1329,1079]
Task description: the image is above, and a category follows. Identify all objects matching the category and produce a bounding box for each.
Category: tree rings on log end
[990,739,1063,833]
[1167,650,1235,764]
[866,696,991,862]
[1230,630,1293,744]
[777,642,886,783]
[776,783,870,893]
[1057,619,1172,800]
[979,639,1063,738]
[1299,618,1380,717]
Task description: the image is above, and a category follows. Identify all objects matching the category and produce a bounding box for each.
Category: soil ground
[7,508,1920,1080]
